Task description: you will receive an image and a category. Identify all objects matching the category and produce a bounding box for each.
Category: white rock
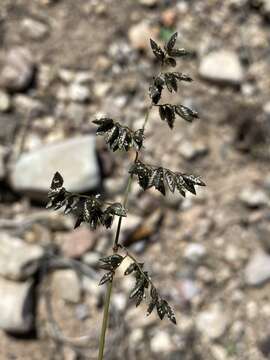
[10,135,100,195]
[128,21,158,50]
[211,345,227,360]
[52,269,81,303]
[0,232,44,281]
[178,140,208,160]
[68,83,90,102]
[0,91,11,112]
[196,303,228,339]
[199,50,244,85]
[244,250,270,286]
[240,187,269,208]
[22,18,49,40]
[184,243,206,263]
[139,0,157,5]
[0,47,35,92]
[0,278,34,333]
[150,330,174,354]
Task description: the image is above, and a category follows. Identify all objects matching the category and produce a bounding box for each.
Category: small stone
[0,91,11,112]
[68,83,90,102]
[199,50,244,85]
[0,278,34,333]
[196,303,228,340]
[10,135,100,196]
[178,140,208,160]
[59,227,96,259]
[178,278,200,302]
[150,330,174,354]
[240,187,269,208]
[93,82,111,98]
[211,345,227,360]
[263,101,270,115]
[184,243,206,263]
[0,47,35,92]
[82,251,100,267]
[139,0,157,6]
[52,269,81,303]
[244,250,270,286]
[21,18,49,40]
[0,232,44,281]
[13,95,45,117]
[128,21,158,51]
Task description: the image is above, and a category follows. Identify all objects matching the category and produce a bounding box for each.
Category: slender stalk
[98,104,153,360]
[98,279,113,360]
[97,153,137,360]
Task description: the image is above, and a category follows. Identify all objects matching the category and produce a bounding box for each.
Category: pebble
[0,232,44,281]
[183,243,207,263]
[68,83,91,103]
[139,0,157,6]
[244,250,270,286]
[128,21,158,51]
[178,278,200,302]
[82,251,100,268]
[10,135,100,196]
[0,278,34,333]
[211,345,227,360]
[13,95,45,117]
[93,82,111,98]
[0,91,11,112]
[196,303,228,339]
[21,18,49,40]
[150,330,174,354]
[199,50,244,85]
[240,187,269,208]
[0,47,35,92]
[59,227,96,258]
[52,269,81,303]
[178,140,208,161]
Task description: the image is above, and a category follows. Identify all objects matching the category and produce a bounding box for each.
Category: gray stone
[0,91,11,112]
[150,330,174,354]
[139,0,157,5]
[178,140,208,160]
[240,187,269,208]
[0,47,35,92]
[82,252,100,267]
[244,250,270,286]
[10,135,100,195]
[199,50,244,85]
[13,95,45,117]
[52,269,81,303]
[0,232,44,281]
[196,303,228,339]
[0,278,34,333]
[59,227,96,258]
[184,243,206,263]
[179,278,200,302]
[22,18,49,40]
[68,83,90,102]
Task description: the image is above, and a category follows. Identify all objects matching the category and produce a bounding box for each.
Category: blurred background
[0,0,269,359]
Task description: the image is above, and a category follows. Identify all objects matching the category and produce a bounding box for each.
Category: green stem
[97,152,138,360]
[98,279,113,360]
[98,104,153,360]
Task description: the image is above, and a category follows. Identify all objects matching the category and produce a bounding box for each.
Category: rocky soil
[0,0,270,359]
